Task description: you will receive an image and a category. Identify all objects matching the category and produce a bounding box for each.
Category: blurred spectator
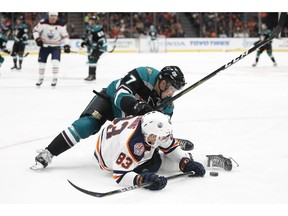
[67,23,79,39]
[282,27,288,37]
[1,12,286,39]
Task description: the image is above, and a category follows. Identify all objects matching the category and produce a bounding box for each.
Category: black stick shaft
[68,171,194,198]
[155,12,287,110]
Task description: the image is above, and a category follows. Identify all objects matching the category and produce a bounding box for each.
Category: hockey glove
[254,40,260,46]
[3,49,10,54]
[64,45,71,53]
[81,41,87,48]
[35,38,43,47]
[133,101,154,115]
[179,157,206,177]
[135,172,167,191]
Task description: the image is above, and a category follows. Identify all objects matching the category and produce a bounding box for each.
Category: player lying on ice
[93,111,205,190]
[31,66,194,170]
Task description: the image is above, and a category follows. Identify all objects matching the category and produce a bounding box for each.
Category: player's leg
[31,89,114,170]
[84,49,103,81]
[50,46,61,86]
[17,44,25,70]
[11,43,18,69]
[252,46,264,67]
[175,138,194,151]
[36,47,49,86]
[266,44,277,66]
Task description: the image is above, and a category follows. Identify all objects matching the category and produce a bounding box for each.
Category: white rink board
[6,38,288,53]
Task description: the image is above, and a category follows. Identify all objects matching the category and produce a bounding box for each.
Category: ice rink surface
[1,51,288,215]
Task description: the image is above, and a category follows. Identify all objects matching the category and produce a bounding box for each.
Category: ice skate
[273,62,277,67]
[11,66,18,70]
[84,75,96,81]
[252,63,257,67]
[36,78,44,86]
[51,78,57,87]
[206,154,232,171]
[177,138,194,151]
[30,149,53,170]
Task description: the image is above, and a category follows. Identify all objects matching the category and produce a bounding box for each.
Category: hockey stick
[8,51,29,57]
[106,36,118,53]
[67,171,195,198]
[155,12,287,111]
[70,37,118,54]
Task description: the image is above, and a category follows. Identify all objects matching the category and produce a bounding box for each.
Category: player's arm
[81,29,89,47]
[33,22,44,46]
[59,25,70,53]
[114,69,153,115]
[160,138,205,177]
[113,154,167,190]
[112,139,143,186]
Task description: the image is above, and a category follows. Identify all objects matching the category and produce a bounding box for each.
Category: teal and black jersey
[106,66,174,118]
[82,24,107,51]
[259,29,272,45]
[83,25,93,46]
[13,23,28,45]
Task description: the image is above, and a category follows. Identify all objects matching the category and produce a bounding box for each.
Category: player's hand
[81,42,87,48]
[254,40,260,46]
[64,45,70,53]
[179,157,206,177]
[133,101,153,115]
[137,172,167,190]
[35,38,43,47]
[3,49,10,54]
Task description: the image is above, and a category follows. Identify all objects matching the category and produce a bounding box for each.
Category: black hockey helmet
[158,66,186,90]
[16,16,25,22]
[89,16,100,21]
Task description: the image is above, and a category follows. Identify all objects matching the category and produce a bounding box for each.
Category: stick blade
[67,179,106,198]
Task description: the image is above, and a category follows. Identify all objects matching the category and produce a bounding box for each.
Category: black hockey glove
[254,40,261,46]
[179,157,206,177]
[133,101,154,115]
[64,45,71,53]
[35,38,43,47]
[81,41,87,48]
[135,172,167,191]
[3,49,10,54]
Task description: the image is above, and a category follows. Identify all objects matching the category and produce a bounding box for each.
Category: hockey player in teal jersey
[31,66,193,170]
[11,16,28,70]
[81,20,92,63]
[81,15,108,81]
[252,23,277,67]
[0,25,10,71]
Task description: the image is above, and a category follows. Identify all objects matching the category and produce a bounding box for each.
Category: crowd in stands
[83,12,185,38]
[187,12,259,38]
[1,12,287,39]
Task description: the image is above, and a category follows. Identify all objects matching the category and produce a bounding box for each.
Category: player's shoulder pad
[95,25,103,30]
[136,66,160,81]
[127,124,145,162]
